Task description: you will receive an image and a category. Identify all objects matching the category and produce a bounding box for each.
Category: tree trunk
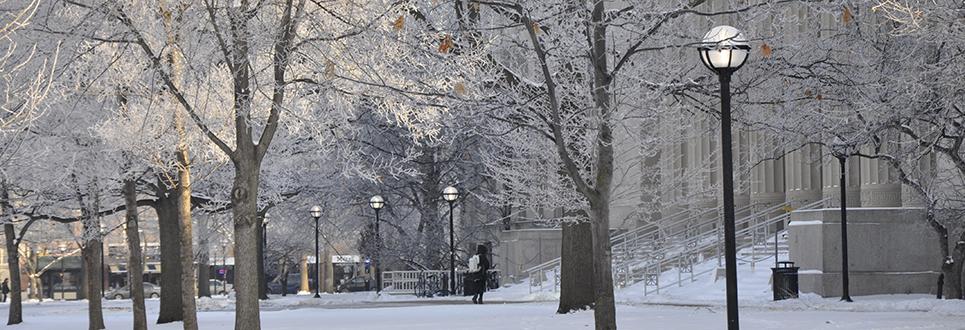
[123,179,147,330]
[156,185,184,324]
[280,258,288,297]
[4,224,23,325]
[175,133,198,330]
[232,160,262,330]
[82,231,105,330]
[1,181,23,325]
[557,220,594,313]
[197,245,211,298]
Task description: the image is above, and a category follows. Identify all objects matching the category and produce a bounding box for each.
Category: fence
[381,269,500,296]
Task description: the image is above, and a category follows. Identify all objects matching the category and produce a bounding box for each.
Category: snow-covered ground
[3,289,965,329]
[5,252,964,329]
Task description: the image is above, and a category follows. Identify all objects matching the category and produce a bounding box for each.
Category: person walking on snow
[467,245,490,304]
[1,278,9,303]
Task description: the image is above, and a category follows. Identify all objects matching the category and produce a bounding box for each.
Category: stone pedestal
[787,208,940,297]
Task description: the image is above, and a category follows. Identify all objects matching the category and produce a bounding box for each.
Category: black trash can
[771,261,799,301]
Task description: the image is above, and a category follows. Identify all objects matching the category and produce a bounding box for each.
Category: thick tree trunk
[4,224,23,325]
[156,186,184,324]
[175,141,199,330]
[123,179,147,330]
[232,160,262,330]
[589,201,616,330]
[82,233,105,329]
[1,181,23,325]
[280,258,288,297]
[557,220,594,313]
[197,245,211,298]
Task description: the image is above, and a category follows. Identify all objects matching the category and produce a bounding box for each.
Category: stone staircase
[527,199,827,295]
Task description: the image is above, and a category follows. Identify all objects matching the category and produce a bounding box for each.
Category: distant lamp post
[221,238,229,295]
[830,137,856,303]
[260,213,271,299]
[368,195,385,294]
[58,244,67,301]
[100,223,106,297]
[698,25,750,330]
[442,186,459,295]
[310,205,323,298]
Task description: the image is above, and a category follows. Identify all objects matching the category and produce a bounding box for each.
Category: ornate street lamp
[58,243,67,301]
[368,196,384,294]
[442,186,459,295]
[698,25,750,330]
[830,137,856,303]
[221,237,229,295]
[310,206,323,298]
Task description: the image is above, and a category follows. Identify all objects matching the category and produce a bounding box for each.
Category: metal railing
[529,199,827,295]
[381,269,500,296]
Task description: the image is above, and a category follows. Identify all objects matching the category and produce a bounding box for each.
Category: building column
[750,133,786,209]
[859,145,902,207]
[785,144,823,207]
[299,255,309,293]
[822,152,861,207]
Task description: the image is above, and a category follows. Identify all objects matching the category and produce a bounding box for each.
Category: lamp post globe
[309,205,322,298]
[442,186,459,202]
[369,195,385,210]
[698,25,750,73]
[442,186,459,294]
[698,25,750,330]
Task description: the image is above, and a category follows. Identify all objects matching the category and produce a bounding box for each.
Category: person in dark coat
[469,245,490,304]
[1,278,9,303]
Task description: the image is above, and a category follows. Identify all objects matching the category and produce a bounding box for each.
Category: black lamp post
[100,224,106,298]
[310,205,322,298]
[259,213,270,299]
[221,238,228,295]
[59,244,67,300]
[369,195,385,295]
[830,137,855,303]
[442,186,459,295]
[698,25,750,330]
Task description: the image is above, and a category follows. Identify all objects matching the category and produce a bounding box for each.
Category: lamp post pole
[374,207,381,295]
[222,242,227,295]
[831,141,854,303]
[368,196,385,295]
[259,214,270,299]
[698,25,750,330]
[59,245,67,301]
[101,224,106,297]
[718,68,740,330]
[310,206,323,298]
[442,186,459,295]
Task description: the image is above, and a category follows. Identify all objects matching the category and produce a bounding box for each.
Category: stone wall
[787,208,941,296]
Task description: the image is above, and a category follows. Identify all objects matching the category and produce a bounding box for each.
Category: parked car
[209,279,233,295]
[266,276,300,295]
[107,282,161,300]
[336,277,370,293]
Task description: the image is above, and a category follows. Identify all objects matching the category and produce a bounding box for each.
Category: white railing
[382,269,500,296]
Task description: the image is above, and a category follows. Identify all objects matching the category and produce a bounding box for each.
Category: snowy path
[3,295,965,329]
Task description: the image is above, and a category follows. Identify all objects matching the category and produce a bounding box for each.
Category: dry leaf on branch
[454,82,467,96]
[393,15,405,31]
[439,35,453,53]
[842,6,853,25]
[760,43,773,59]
